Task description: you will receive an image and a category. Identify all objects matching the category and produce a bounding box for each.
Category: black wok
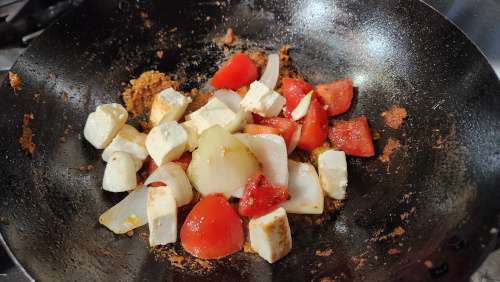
[1,0,499,281]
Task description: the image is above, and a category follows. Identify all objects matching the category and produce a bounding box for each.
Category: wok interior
[0,0,499,281]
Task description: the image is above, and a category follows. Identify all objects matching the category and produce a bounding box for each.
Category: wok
[1,0,499,281]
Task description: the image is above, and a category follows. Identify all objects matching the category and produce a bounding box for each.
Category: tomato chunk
[328,116,375,157]
[243,124,281,136]
[315,78,353,117]
[281,78,317,118]
[297,99,328,151]
[238,172,289,217]
[181,193,244,259]
[260,117,295,149]
[210,53,258,90]
[172,152,192,172]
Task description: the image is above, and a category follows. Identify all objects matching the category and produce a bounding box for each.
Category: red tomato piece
[210,53,258,90]
[252,113,264,124]
[297,99,328,151]
[328,117,375,157]
[144,157,164,187]
[281,78,317,118]
[238,172,289,217]
[315,78,353,117]
[180,193,244,259]
[260,117,295,149]
[172,152,192,172]
[243,124,282,136]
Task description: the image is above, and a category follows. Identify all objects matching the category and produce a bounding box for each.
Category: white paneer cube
[186,97,236,134]
[180,120,199,152]
[102,151,137,192]
[149,88,192,127]
[240,81,286,117]
[249,207,292,263]
[99,184,148,234]
[83,103,128,149]
[147,186,177,246]
[101,124,148,171]
[318,150,348,200]
[146,121,187,166]
[279,160,324,214]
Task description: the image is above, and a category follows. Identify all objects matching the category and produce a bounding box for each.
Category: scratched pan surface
[1,0,499,281]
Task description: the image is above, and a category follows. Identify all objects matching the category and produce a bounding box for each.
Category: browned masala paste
[19,114,35,155]
[382,105,407,129]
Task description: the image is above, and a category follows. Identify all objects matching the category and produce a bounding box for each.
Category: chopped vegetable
[238,172,289,217]
[259,54,280,89]
[243,124,281,135]
[291,90,313,121]
[99,184,149,234]
[328,116,375,157]
[297,99,328,151]
[260,117,295,150]
[180,193,244,259]
[187,125,260,197]
[281,78,317,118]
[144,162,193,207]
[314,78,353,117]
[210,53,258,90]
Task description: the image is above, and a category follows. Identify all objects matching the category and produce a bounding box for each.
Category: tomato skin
[243,124,282,135]
[282,78,317,118]
[328,116,375,157]
[296,99,329,151]
[172,152,192,172]
[260,117,295,149]
[210,53,258,90]
[181,193,244,259]
[238,172,289,217]
[315,78,353,117]
[145,153,192,187]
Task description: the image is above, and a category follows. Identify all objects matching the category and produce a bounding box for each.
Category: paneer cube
[149,88,192,127]
[186,97,236,134]
[83,103,128,149]
[102,151,137,192]
[147,186,177,246]
[101,124,148,171]
[99,184,148,234]
[318,150,348,200]
[146,121,187,166]
[249,207,292,263]
[240,81,286,117]
[279,160,324,214]
[180,120,199,152]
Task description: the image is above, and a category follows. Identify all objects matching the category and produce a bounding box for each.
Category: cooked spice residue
[122,70,180,116]
[9,71,22,90]
[19,114,35,155]
[382,105,407,129]
[379,138,401,163]
[388,226,405,238]
[316,249,333,256]
[388,248,401,255]
[222,28,236,45]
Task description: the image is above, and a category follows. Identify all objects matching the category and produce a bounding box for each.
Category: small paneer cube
[147,186,177,246]
[180,120,199,152]
[146,121,187,166]
[149,88,192,127]
[318,150,348,200]
[249,207,292,263]
[279,160,324,214]
[101,124,148,171]
[240,81,286,117]
[102,151,137,192]
[99,184,148,234]
[83,103,128,149]
[186,97,236,134]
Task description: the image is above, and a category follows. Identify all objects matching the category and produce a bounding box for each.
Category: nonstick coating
[1,0,499,281]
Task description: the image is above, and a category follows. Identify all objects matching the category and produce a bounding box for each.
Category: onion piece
[145,162,193,207]
[279,160,324,214]
[287,124,302,155]
[213,89,242,113]
[224,108,247,133]
[234,133,288,186]
[187,125,260,197]
[259,54,280,89]
[291,91,313,121]
[99,184,149,234]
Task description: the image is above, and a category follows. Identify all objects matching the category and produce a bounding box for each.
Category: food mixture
[84,42,381,264]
